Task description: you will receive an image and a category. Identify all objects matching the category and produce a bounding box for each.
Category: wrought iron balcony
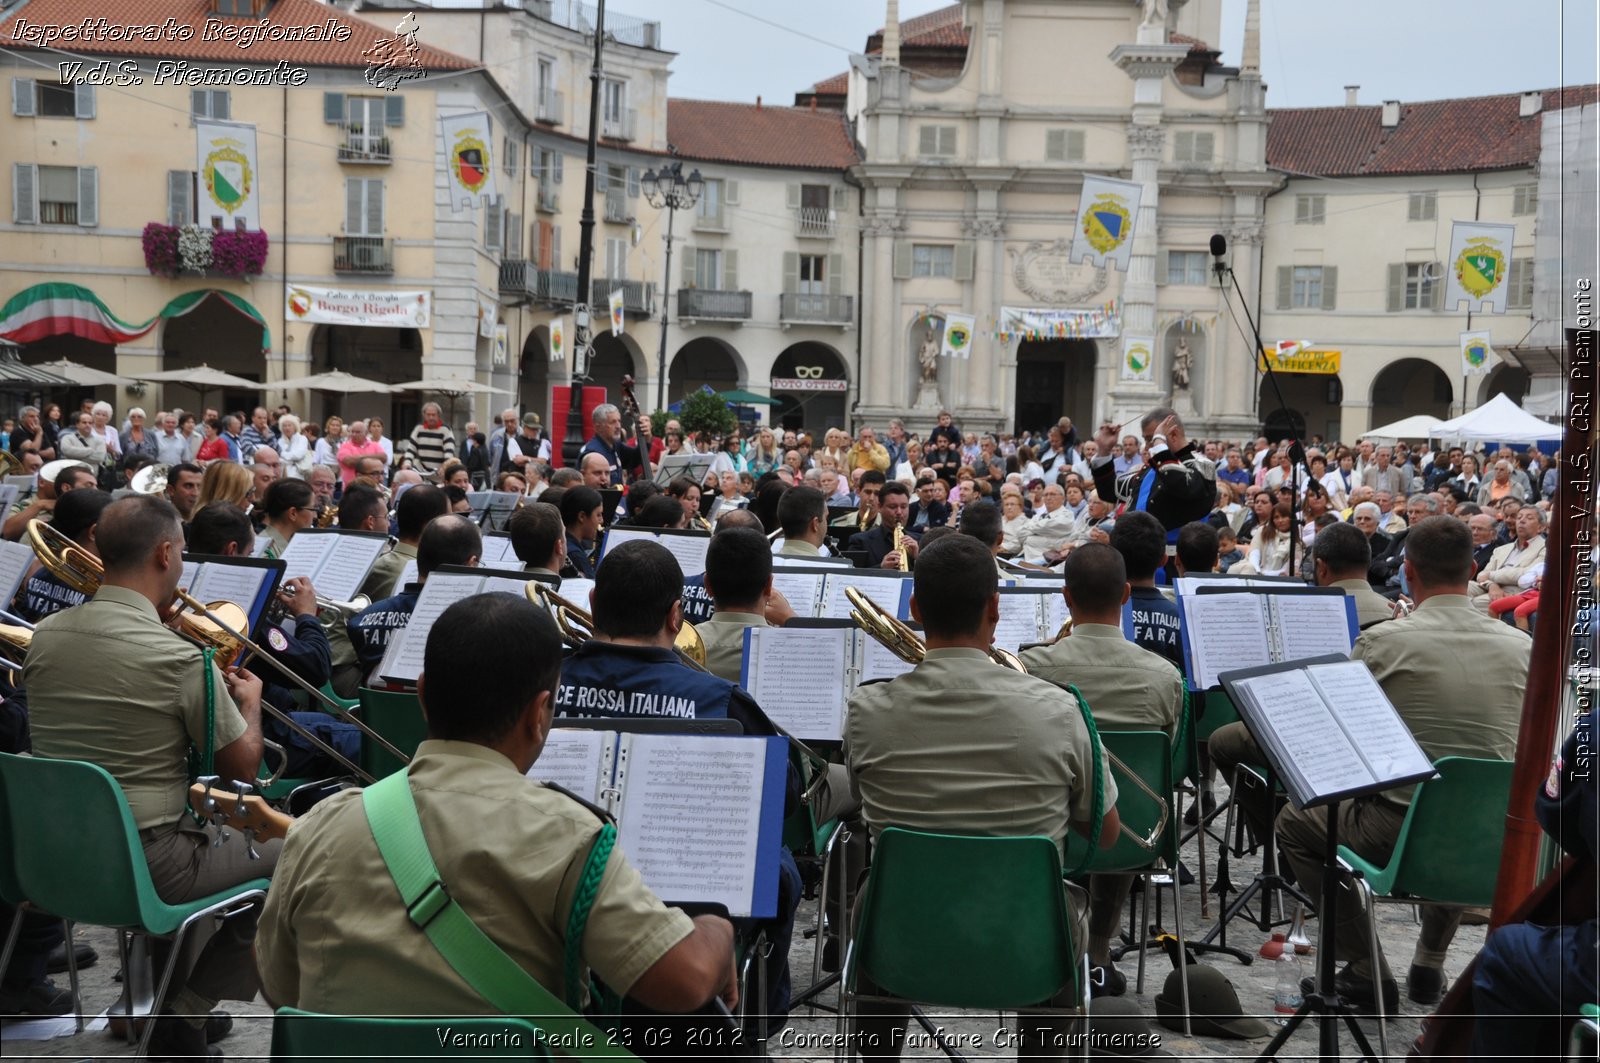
[593,278,654,314]
[499,260,578,305]
[779,292,853,325]
[337,124,391,164]
[678,288,752,321]
[333,236,393,274]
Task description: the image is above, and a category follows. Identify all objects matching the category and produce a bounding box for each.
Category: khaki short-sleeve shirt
[256,741,694,1012]
[698,611,767,685]
[1020,623,1184,734]
[25,585,247,831]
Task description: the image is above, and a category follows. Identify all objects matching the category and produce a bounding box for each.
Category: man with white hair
[337,420,386,486]
[580,403,650,487]
[154,412,191,465]
[1469,507,1547,613]
[1362,447,1405,496]
[1016,483,1077,565]
[1375,491,1408,536]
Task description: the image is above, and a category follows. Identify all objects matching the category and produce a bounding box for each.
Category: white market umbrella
[33,358,136,388]
[392,375,497,395]
[1363,414,1444,441]
[137,364,261,390]
[1434,392,1562,444]
[273,370,396,394]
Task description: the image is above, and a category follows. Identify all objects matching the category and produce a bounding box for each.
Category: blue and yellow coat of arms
[1083,194,1133,255]
[1463,336,1490,369]
[1455,238,1506,300]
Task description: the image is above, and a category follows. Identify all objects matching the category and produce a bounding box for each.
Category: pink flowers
[142,222,268,280]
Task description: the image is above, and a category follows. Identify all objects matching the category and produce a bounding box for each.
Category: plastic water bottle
[1273,950,1304,1024]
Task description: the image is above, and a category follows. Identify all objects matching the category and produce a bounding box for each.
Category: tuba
[130,463,170,494]
[526,581,707,668]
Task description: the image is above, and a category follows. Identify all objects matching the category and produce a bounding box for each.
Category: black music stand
[1217,655,1437,1063]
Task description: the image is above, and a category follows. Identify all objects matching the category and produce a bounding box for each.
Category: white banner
[1121,335,1155,383]
[195,120,260,229]
[549,317,565,363]
[1444,221,1516,313]
[285,285,431,328]
[1460,330,1497,377]
[608,289,625,337]
[1069,175,1142,272]
[940,312,976,360]
[492,324,509,367]
[478,297,497,338]
[998,305,1121,341]
[441,111,498,211]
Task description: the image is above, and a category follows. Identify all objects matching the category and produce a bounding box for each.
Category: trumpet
[26,519,401,784]
[843,586,1167,851]
[265,585,371,626]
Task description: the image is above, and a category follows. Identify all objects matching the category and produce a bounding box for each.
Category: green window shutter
[1429,262,1444,309]
[324,92,345,124]
[345,177,362,233]
[893,239,912,279]
[627,167,639,198]
[167,170,193,227]
[1045,129,1065,160]
[681,248,696,289]
[1321,266,1338,310]
[953,243,975,281]
[385,95,404,126]
[1275,266,1292,310]
[554,154,563,183]
[12,79,34,117]
[486,197,503,250]
[1386,263,1404,312]
[12,164,36,224]
[723,250,738,291]
[786,184,800,210]
[74,84,95,119]
[782,251,799,294]
[724,179,739,205]
[76,166,97,226]
[827,252,843,295]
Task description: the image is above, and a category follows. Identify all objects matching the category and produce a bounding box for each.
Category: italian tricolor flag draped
[0,284,269,349]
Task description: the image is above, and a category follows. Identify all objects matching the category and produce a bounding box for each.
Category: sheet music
[767,554,849,570]
[310,536,387,602]
[178,560,200,596]
[1175,575,1271,597]
[481,575,536,597]
[1043,593,1070,636]
[529,729,608,806]
[480,535,520,568]
[993,594,1045,655]
[820,572,905,621]
[189,563,272,617]
[1306,661,1434,780]
[769,571,823,618]
[395,559,419,590]
[617,734,767,916]
[560,577,595,608]
[0,540,34,609]
[1182,593,1273,689]
[602,527,712,578]
[1271,595,1356,665]
[277,532,336,583]
[379,572,488,683]
[0,485,18,516]
[1235,669,1373,798]
[743,628,849,740]
[860,636,917,682]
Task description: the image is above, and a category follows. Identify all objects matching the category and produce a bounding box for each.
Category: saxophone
[892,524,909,571]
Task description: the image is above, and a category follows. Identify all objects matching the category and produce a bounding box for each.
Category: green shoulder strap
[362,771,640,1060]
[1064,682,1106,877]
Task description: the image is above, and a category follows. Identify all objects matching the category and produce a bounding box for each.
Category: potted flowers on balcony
[141,222,181,278]
[211,229,269,279]
[142,222,268,280]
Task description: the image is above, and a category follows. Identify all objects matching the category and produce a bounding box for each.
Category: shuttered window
[345,177,384,236]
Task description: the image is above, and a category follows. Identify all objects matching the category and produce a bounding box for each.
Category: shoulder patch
[541,781,615,824]
[267,626,290,652]
[1545,755,1564,800]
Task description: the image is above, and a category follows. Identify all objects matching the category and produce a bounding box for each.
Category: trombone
[26,519,401,784]
[843,586,1168,851]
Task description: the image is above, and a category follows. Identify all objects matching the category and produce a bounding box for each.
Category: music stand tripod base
[1200,767,1315,963]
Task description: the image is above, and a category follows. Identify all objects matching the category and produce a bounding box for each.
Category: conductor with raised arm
[1091,407,1216,544]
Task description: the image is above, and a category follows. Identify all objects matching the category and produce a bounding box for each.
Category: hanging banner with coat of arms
[1121,335,1155,383]
[608,289,625,336]
[1460,330,1497,377]
[549,317,566,364]
[195,121,260,229]
[441,111,497,211]
[940,313,976,360]
[1444,221,1515,313]
[1069,176,1142,272]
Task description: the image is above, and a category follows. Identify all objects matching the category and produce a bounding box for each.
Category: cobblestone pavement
[2,794,1486,1061]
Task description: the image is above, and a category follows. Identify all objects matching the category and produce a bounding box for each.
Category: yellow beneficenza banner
[1259,348,1341,375]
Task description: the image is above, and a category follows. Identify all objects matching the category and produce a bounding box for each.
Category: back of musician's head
[751,479,789,534]
[98,495,183,574]
[957,500,1003,550]
[913,535,997,638]
[423,593,561,744]
[1064,542,1127,613]
[559,486,602,529]
[53,488,112,545]
[337,482,385,531]
[778,485,825,538]
[714,508,763,533]
[1111,510,1167,580]
[1312,521,1370,581]
[627,481,660,514]
[633,495,686,529]
[548,468,582,489]
[509,502,563,566]
[593,540,682,639]
[705,527,771,608]
[1175,521,1219,573]
[188,502,253,555]
[417,514,482,579]
[1405,516,1474,588]
[397,484,449,541]
[262,478,312,520]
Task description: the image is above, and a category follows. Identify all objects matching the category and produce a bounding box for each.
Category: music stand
[651,452,714,488]
[1218,655,1437,1063]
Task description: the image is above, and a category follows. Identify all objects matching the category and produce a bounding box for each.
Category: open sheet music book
[394,533,525,591]
[276,529,389,603]
[994,587,1071,655]
[378,566,543,685]
[600,527,712,577]
[529,730,787,918]
[1173,573,1301,598]
[466,491,522,533]
[1178,587,1357,690]
[740,622,917,740]
[1220,655,1437,809]
[761,567,913,621]
[0,539,35,613]
[179,554,285,628]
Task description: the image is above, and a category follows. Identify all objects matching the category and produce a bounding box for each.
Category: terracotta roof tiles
[667,98,859,171]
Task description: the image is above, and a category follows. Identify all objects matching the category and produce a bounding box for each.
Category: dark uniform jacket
[347,585,420,675]
[1126,587,1184,674]
[1093,442,1216,534]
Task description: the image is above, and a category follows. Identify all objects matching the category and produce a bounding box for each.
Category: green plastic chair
[319,681,361,714]
[357,687,428,780]
[1570,1003,1600,1061]
[0,753,270,1058]
[836,828,1088,1061]
[270,1007,553,1060]
[1062,730,1190,1029]
[1337,756,1514,1055]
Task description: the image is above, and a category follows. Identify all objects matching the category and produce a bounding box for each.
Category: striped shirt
[405,423,456,473]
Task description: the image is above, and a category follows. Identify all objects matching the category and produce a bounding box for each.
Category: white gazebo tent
[1433,393,1562,443]
[1363,414,1445,441]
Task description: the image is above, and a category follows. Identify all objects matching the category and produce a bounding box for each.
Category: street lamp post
[641,161,703,413]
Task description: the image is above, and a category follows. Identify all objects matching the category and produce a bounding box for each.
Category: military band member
[832,469,885,535]
[348,516,482,678]
[559,486,603,580]
[1111,512,1184,673]
[774,486,829,557]
[256,479,316,560]
[849,481,917,570]
[508,502,566,584]
[2,462,93,542]
[360,484,447,602]
[15,488,111,622]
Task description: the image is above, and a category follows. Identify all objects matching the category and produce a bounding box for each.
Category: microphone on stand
[1209,233,1229,283]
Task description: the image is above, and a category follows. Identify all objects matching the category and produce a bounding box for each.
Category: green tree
[676,389,736,438]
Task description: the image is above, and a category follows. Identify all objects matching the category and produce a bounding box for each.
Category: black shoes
[1407,964,1447,1006]
[45,940,98,974]
[148,1010,224,1062]
[1300,968,1400,1013]
[1183,791,1217,826]
[1089,964,1127,998]
[0,979,73,1016]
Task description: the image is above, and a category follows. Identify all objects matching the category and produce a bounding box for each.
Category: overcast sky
[659,0,1599,109]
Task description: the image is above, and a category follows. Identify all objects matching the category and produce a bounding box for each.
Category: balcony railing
[601,108,637,142]
[540,2,661,49]
[337,124,391,164]
[603,193,632,224]
[500,261,578,304]
[780,292,853,325]
[678,288,751,321]
[794,207,835,238]
[535,88,564,125]
[692,207,726,233]
[333,236,394,274]
[594,278,654,314]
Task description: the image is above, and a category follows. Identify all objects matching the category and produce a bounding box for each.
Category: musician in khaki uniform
[26,495,273,1059]
[257,594,737,1022]
[846,535,1120,1058]
[1276,517,1530,1012]
[774,485,830,557]
[1020,543,1182,995]
[359,484,447,602]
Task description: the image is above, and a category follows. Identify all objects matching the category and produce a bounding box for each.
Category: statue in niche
[1140,0,1170,30]
[1171,336,1192,391]
[917,323,941,383]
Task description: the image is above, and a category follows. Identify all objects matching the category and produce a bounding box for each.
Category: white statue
[1171,337,1192,391]
[1140,0,1169,29]
[917,325,941,383]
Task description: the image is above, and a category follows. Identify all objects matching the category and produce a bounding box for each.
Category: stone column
[962,217,1005,429]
